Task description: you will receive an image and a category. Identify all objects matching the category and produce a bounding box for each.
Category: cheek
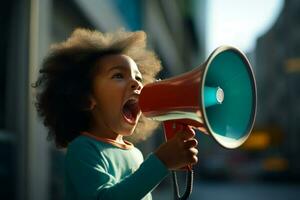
[93,82,126,115]
[99,90,124,113]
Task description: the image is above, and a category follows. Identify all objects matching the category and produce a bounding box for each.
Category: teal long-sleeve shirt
[65,135,169,200]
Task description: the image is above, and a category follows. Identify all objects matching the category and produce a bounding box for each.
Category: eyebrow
[108,65,142,76]
[107,65,125,72]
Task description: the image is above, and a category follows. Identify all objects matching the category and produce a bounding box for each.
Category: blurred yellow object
[242,131,270,150]
[263,157,289,172]
[286,58,300,73]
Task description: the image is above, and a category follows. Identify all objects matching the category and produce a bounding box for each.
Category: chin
[118,125,136,137]
[121,115,140,135]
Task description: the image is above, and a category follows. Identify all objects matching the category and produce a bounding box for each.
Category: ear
[89,95,97,110]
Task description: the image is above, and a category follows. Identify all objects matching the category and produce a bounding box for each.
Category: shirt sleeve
[65,140,169,200]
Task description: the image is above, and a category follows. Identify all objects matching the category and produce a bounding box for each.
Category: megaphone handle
[163,121,194,200]
[163,121,192,170]
[163,120,183,140]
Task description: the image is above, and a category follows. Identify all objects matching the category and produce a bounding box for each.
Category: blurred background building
[0,0,299,200]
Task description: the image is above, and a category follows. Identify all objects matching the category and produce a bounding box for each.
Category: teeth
[126,97,138,104]
[130,99,137,103]
[122,96,140,124]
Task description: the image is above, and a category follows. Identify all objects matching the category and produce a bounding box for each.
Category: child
[34,28,198,200]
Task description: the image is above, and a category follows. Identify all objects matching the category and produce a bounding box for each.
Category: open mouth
[122,99,140,124]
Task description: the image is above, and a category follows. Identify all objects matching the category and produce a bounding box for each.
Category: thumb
[177,126,195,141]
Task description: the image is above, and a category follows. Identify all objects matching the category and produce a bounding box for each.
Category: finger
[184,139,198,149]
[198,126,208,135]
[187,147,198,155]
[187,154,198,165]
[190,155,198,164]
[178,127,195,141]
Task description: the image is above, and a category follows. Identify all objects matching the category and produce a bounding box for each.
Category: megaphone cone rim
[200,45,257,149]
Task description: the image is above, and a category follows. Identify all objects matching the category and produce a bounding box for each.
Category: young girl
[34,28,198,200]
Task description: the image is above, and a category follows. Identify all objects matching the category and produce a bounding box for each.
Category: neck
[88,127,125,144]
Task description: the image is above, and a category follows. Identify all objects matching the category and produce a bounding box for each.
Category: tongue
[123,107,134,121]
[123,102,139,123]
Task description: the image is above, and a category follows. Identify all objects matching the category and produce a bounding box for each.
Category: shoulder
[65,135,110,169]
[68,136,95,152]
[68,135,109,151]
[66,135,108,161]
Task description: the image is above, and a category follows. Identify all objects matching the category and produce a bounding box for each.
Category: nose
[131,79,142,91]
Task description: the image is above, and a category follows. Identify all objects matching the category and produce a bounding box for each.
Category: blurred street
[153,182,300,200]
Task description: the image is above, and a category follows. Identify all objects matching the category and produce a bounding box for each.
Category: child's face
[90,54,143,138]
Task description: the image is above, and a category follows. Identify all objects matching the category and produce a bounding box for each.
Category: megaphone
[139,46,257,200]
[139,45,257,149]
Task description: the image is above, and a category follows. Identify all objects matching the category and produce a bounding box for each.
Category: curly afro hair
[33,28,162,148]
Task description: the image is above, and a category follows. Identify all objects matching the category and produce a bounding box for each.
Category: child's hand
[154,126,198,170]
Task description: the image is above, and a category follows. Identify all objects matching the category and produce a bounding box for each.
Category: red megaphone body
[139,66,207,141]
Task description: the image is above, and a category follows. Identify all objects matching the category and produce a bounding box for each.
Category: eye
[135,76,143,83]
[112,72,124,79]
